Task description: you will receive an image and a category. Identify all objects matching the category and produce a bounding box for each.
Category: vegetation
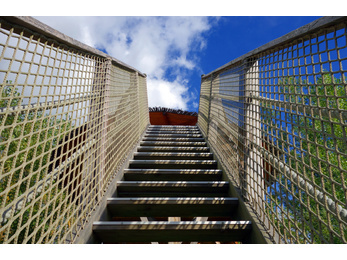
[149,106,198,116]
[0,82,73,243]
[262,73,347,243]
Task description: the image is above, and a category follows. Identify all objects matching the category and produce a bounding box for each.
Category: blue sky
[33,16,322,113]
[188,16,322,112]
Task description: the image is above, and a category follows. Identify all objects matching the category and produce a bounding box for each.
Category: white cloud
[172,56,195,70]
[147,78,189,110]
[35,16,213,110]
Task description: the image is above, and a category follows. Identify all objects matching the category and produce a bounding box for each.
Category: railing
[198,16,347,243]
[0,17,149,243]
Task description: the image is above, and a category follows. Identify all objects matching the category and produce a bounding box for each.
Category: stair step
[149,126,198,129]
[148,128,199,132]
[142,137,205,142]
[128,160,217,169]
[140,141,207,147]
[145,134,202,138]
[133,152,213,160]
[147,131,200,134]
[93,220,252,243]
[107,197,238,217]
[137,146,210,153]
[123,169,222,181]
[116,181,229,197]
[146,131,201,135]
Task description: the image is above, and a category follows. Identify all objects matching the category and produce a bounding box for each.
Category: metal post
[206,73,214,141]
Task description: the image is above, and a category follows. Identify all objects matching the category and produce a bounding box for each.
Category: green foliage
[264,72,347,243]
[1,81,21,108]
[0,83,73,243]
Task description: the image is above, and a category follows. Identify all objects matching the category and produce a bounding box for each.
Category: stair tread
[94,220,251,228]
[129,159,217,169]
[129,159,217,167]
[117,181,228,185]
[107,197,238,218]
[138,146,208,149]
[108,197,237,204]
[146,131,200,134]
[129,159,217,163]
[148,129,199,132]
[117,181,229,197]
[146,132,201,134]
[123,169,222,181]
[145,133,202,138]
[93,220,251,243]
[143,138,205,142]
[134,152,212,155]
[140,141,207,146]
[124,169,221,173]
[137,146,210,152]
[148,127,199,129]
[133,152,213,159]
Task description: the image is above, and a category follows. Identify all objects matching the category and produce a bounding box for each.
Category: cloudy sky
[32,15,321,112]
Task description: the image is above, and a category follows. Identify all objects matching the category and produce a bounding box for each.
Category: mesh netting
[198,17,347,243]
[0,17,149,244]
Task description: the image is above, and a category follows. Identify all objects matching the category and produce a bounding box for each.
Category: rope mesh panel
[0,18,149,244]
[198,18,347,243]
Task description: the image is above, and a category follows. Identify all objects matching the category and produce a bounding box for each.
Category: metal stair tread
[133,152,213,159]
[123,168,223,181]
[140,141,207,146]
[148,129,198,131]
[117,181,228,185]
[106,197,238,217]
[124,169,222,173]
[129,159,217,163]
[146,131,200,134]
[145,134,202,137]
[107,197,238,204]
[94,220,251,229]
[93,221,252,243]
[137,146,210,152]
[133,152,213,155]
[143,137,205,141]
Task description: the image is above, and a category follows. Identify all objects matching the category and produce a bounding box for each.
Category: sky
[33,16,322,113]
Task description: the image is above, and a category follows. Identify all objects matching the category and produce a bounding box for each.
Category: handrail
[255,96,347,121]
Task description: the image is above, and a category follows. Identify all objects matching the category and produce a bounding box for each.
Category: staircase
[92,125,252,243]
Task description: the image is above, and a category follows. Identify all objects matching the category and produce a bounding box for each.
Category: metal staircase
[92,125,252,243]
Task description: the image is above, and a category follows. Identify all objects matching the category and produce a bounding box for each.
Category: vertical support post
[135,72,141,139]
[244,59,282,242]
[244,59,265,213]
[90,57,111,202]
[206,73,214,141]
[100,57,112,192]
[89,58,103,202]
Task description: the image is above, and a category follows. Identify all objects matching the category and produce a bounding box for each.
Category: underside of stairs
[92,125,254,244]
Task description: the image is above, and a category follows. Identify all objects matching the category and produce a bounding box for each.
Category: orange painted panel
[149,112,197,125]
